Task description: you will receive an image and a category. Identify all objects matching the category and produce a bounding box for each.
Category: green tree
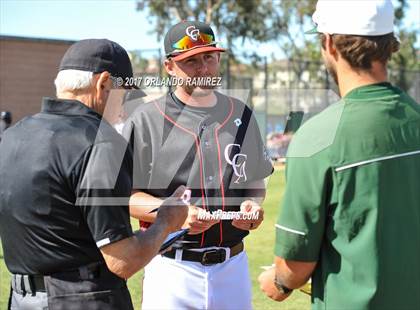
[388,0,420,90]
[135,0,317,87]
[135,0,418,90]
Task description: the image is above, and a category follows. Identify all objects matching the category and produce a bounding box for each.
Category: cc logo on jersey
[224,144,247,184]
[186,26,200,41]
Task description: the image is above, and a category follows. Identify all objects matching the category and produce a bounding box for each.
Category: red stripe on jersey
[215,98,234,246]
[152,100,207,246]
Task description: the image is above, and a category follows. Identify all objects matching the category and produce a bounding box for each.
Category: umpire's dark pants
[8,262,134,310]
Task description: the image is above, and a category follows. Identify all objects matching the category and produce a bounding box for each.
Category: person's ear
[325,34,338,60]
[94,71,111,103]
[164,59,176,76]
[95,71,111,92]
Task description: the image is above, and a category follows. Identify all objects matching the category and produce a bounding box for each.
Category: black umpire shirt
[123,91,273,248]
[0,98,133,275]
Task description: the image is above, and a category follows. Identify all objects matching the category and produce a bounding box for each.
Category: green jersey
[275,83,420,310]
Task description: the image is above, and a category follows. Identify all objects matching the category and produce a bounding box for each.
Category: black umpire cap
[59,39,138,88]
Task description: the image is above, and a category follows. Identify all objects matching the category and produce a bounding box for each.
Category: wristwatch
[274,275,293,294]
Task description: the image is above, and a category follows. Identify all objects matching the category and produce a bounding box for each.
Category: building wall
[0,36,75,124]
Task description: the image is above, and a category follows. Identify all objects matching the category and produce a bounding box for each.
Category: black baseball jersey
[0,98,133,275]
[123,91,273,247]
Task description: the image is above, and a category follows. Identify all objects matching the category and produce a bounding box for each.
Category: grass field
[0,169,311,309]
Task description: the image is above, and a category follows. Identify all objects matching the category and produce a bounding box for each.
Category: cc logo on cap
[186,26,200,41]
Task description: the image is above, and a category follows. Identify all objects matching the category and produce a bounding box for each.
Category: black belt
[11,261,104,295]
[163,242,244,265]
[11,274,46,294]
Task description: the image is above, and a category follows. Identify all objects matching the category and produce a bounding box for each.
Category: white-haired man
[0,39,188,310]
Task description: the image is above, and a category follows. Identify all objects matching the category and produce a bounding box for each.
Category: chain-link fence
[131,52,420,160]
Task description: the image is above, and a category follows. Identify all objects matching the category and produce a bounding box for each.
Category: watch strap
[274,275,293,294]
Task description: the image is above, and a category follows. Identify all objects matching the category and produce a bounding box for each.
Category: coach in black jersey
[123,21,273,310]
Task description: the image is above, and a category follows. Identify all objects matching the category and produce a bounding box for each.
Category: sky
[1,0,419,59]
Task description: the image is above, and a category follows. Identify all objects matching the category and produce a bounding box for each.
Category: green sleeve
[274,102,342,261]
[275,152,331,261]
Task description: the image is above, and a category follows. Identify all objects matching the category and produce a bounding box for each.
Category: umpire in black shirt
[0,39,188,310]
